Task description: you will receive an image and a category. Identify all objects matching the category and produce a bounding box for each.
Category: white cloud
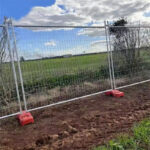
[91,40,106,46]
[89,40,107,53]
[44,40,56,46]
[78,28,106,37]
[13,0,150,36]
[14,0,150,27]
[14,3,91,27]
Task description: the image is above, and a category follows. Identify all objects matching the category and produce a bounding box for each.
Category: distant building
[62,54,72,58]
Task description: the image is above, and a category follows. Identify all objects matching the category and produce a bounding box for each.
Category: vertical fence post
[4,19,22,113]
[104,21,113,89]
[10,19,27,111]
[107,21,116,89]
[137,21,140,57]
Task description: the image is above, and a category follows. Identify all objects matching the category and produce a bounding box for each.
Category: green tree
[20,56,25,62]
[109,18,141,76]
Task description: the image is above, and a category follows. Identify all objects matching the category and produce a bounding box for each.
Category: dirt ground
[1,83,150,150]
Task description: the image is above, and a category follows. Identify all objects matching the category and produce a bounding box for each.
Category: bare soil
[1,83,150,150]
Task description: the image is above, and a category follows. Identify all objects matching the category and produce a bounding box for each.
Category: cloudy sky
[0,0,150,59]
[1,0,150,25]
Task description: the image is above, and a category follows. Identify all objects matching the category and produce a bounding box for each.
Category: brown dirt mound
[1,83,150,150]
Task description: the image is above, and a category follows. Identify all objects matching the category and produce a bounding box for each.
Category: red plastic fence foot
[17,111,34,126]
[105,90,124,98]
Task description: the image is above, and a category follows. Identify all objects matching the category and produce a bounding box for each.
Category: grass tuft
[93,119,150,150]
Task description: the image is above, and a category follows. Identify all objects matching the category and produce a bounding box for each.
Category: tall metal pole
[104,21,113,89]
[10,19,27,111]
[5,21,22,113]
[107,21,116,89]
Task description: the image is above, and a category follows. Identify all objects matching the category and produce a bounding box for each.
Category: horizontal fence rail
[13,25,106,28]
[1,24,150,28]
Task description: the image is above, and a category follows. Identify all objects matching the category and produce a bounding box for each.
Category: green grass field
[20,53,108,82]
[17,53,110,94]
[19,49,150,86]
[93,119,150,150]
[1,49,150,101]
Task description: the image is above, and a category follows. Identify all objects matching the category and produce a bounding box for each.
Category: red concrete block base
[105,90,124,98]
[17,111,34,126]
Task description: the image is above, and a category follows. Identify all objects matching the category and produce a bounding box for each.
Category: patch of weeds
[133,119,150,149]
[93,146,108,150]
[93,119,150,150]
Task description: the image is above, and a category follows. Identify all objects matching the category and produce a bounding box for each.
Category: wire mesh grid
[1,22,150,119]
[108,25,150,88]
[14,26,112,110]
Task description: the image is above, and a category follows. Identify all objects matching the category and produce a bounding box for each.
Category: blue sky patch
[0,0,150,59]
[144,12,150,17]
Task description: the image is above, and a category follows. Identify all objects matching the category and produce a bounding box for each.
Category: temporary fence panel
[14,26,112,111]
[2,21,150,120]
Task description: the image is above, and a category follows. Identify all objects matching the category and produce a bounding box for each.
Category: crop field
[19,49,150,85]
[20,53,108,83]
[22,53,107,75]
[2,49,150,88]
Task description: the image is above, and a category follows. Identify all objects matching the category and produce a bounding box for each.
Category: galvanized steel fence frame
[0,20,150,120]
